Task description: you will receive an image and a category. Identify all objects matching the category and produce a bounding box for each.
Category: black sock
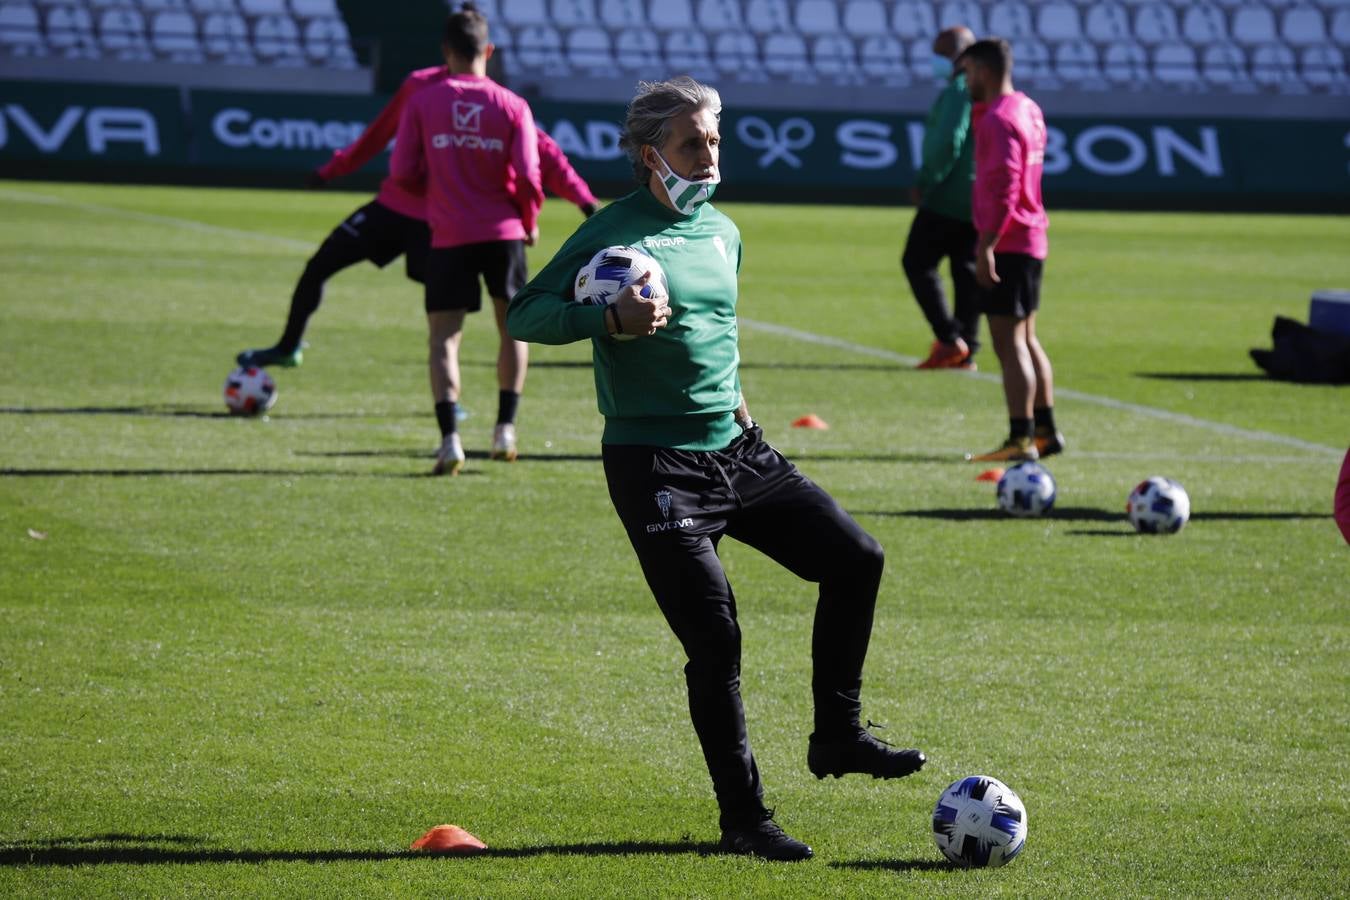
[496,390,520,426]
[1009,417,1033,442]
[277,258,329,352]
[278,295,316,353]
[1034,406,1056,433]
[812,684,863,737]
[435,401,458,438]
[277,317,307,354]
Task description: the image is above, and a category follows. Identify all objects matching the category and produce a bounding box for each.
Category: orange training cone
[791,414,829,430]
[975,468,1005,482]
[411,824,488,854]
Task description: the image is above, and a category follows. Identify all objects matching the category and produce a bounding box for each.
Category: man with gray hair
[510,76,926,861]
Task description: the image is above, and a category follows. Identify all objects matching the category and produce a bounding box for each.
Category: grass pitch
[1,180,1346,897]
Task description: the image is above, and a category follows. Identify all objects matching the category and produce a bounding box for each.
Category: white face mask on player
[650,149,720,215]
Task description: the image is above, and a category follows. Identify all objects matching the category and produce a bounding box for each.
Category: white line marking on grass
[1068,452,1333,465]
[0,187,315,251]
[739,319,1343,458]
[8,187,1342,459]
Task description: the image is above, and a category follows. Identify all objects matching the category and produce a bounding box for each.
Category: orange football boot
[968,438,1040,463]
[1034,428,1066,458]
[915,337,971,369]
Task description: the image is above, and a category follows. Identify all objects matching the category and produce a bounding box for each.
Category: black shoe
[1034,428,1066,458]
[236,345,303,369]
[718,810,813,862]
[808,723,926,780]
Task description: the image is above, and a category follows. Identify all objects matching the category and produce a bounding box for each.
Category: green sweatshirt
[914,72,974,223]
[508,187,743,451]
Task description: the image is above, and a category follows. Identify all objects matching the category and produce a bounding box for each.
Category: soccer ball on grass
[573,245,668,341]
[996,461,1057,517]
[223,365,276,416]
[1127,476,1190,534]
[932,775,1028,868]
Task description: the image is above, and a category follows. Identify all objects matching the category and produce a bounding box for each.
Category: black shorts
[321,200,430,284]
[424,240,528,314]
[982,253,1044,319]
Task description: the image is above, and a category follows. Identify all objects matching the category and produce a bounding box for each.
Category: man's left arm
[316,72,423,185]
[735,396,754,430]
[389,101,426,193]
[510,102,544,245]
[538,129,600,216]
[732,233,753,431]
[975,117,1022,289]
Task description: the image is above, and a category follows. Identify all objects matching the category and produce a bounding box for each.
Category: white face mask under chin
[651,150,720,215]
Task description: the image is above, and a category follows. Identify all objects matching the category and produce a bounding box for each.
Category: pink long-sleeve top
[390,72,542,248]
[971,92,1049,260]
[315,65,445,220]
[535,129,598,209]
[315,67,590,220]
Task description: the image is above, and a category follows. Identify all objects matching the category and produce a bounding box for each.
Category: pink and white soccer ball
[223,365,277,416]
[1127,476,1190,534]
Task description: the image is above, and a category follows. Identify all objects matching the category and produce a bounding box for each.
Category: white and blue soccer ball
[223,365,276,416]
[932,775,1028,868]
[573,244,667,306]
[1127,476,1190,534]
[573,245,668,341]
[996,461,1057,517]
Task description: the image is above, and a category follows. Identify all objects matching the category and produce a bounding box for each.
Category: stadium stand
[0,0,361,76]
[715,30,767,79]
[552,0,594,29]
[893,0,936,40]
[46,5,99,58]
[1,3,45,56]
[430,0,1349,97]
[859,33,907,82]
[565,23,609,72]
[149,11,203,62]
[1,0,1343,107]
[201,10,255,63]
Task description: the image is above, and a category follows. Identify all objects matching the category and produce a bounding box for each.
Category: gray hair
[619,76,722,184]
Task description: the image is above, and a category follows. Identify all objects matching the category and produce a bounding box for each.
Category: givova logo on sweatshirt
[433,101,503,150]
[453,102,482,132]
[432,133,504,152]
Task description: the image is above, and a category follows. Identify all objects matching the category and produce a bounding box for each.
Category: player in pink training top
[391,4,544,475]
[235,45,597,378]
[961,38,1066,463]
[234,66,440,372]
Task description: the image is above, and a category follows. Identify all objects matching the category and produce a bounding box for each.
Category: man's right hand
[611,270,670,336]
[306,170,327,189]
[976,244,1000,290]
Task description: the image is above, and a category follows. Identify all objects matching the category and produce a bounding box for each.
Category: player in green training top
[508,77,926,862]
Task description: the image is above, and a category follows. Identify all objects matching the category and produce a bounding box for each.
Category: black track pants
[901,206,981,354]
[277,201,429,352]
[276,234,367,351]
[602,426,884,827]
